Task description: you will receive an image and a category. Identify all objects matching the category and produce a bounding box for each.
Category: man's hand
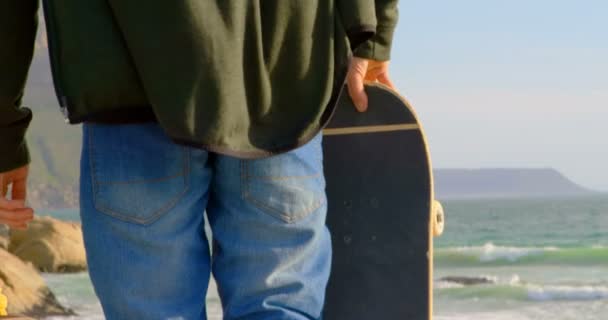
[0,165,33,230]
[347,57,396,112]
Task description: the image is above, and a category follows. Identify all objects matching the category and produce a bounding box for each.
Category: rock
[439,276,495,286]
[8,216,87,273]
[0,248,75,317]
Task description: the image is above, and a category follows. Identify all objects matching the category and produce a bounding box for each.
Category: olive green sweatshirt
[0,0,399,172]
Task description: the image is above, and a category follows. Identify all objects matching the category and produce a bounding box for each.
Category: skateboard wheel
[432,200,445,237]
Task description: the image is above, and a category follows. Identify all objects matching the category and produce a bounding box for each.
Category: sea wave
[435,275,608,302]
[435,242,608,266]
[527,284,608,301]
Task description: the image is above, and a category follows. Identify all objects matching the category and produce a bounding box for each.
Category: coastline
[34,196,608,319]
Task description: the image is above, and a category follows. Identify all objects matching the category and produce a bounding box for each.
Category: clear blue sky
[389,0,608,190]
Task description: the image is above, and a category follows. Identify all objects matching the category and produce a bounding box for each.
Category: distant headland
[434,168,598,200]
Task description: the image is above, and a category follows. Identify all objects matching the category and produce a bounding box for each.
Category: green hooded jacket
[0,0,399,172]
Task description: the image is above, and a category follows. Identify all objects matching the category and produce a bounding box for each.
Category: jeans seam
[240,159,247,200]
[88,124,192,225]
[93,149,191,225]
[89,124,99,199]
[245,193,325,223]
[241,160,325,224]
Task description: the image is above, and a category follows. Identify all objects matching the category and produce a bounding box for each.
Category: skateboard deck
[322,84,444,320]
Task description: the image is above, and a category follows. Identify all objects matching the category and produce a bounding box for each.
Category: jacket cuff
[353,24,397,61]
[0,111,32,173]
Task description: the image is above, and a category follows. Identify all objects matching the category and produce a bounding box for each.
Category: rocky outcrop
[439,276,496,286]
[8,216,87,273]
[0,248,74,317]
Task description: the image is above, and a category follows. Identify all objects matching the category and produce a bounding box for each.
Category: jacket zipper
[41,0,71,122]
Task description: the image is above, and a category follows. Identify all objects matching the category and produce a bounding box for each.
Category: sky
[388,0,608,190]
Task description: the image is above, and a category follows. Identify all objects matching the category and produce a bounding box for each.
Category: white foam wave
[452,242,558,262]
[437,273,608,302]
[435,313,524,320]
[435,281,466,289]
[527,284,608,301]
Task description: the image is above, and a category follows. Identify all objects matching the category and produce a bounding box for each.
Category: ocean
[40,196,608,320]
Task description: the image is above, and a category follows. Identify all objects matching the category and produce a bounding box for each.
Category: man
[1,1,398,319]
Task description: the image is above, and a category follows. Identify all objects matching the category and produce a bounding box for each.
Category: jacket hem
[166,80,348,159]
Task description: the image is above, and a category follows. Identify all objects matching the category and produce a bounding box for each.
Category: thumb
[347,63,369,112]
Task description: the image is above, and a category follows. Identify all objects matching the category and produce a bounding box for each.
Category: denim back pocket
[242,135,326,223]
[87,123,190,225]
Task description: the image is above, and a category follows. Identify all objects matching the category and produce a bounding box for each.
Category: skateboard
[322,84,444,320]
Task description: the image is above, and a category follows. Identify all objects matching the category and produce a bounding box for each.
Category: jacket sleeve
[0,1,38,172]
[354,0,399,61]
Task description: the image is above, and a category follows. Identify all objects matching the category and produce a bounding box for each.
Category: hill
[434,168,595,200]
[23,34,81,209]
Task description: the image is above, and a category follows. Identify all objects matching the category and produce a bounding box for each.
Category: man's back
[0,1,400,318]
[2,1,397,160]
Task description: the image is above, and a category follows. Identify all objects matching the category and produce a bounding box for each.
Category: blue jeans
[80,123,331,320]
